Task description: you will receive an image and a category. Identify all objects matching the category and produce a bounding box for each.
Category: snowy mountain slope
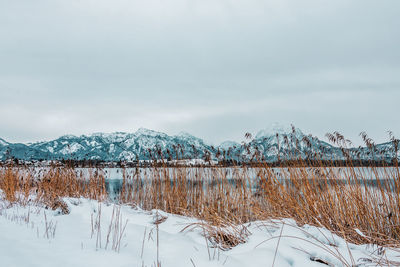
[0,138,8,146]
[247,127,342,161]
[0,126,398,162]
[3,128,213,161]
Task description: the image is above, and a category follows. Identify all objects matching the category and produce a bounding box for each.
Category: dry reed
[1,131,400,251]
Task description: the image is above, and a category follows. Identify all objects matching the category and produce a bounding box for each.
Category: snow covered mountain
[221,125,345,162]
[5,128,212,161]
[0,127,398,162]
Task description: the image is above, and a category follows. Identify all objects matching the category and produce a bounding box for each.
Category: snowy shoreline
[0,197,398,267]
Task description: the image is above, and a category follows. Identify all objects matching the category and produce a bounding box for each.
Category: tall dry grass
[0,130,399,249]
[115,164,400,247]
[0,166,107,212]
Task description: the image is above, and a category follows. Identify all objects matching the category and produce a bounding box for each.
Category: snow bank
[0,198,397,267]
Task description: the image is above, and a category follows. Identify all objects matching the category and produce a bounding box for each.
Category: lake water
[98,167,400,200]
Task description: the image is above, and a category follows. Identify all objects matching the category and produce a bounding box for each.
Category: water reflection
[104,175,398,202]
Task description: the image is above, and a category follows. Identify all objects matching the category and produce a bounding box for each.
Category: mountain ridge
[0,127,398,162]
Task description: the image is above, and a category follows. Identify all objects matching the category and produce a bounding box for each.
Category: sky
[0,0,399,146]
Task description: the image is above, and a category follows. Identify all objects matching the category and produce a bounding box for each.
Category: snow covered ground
[0,198,398,267]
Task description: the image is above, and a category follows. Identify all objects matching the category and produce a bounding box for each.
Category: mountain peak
[135,128,164,137]
[176,131,196,138]
[60,134,78,139]
[255,123,303,139]
[88,132,130,142]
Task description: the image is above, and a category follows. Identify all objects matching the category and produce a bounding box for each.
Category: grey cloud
[0,0,399,145]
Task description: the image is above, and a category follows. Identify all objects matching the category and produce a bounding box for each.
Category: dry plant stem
[155,211,161,267]
[96,203,102,249]
[272,222,284,267]
[203,225,211,260]
[141,227,147,259]
[1,132,400,251]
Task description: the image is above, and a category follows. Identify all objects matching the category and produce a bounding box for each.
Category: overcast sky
[0,0,399,145]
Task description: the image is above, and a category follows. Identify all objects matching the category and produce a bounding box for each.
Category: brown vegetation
[1,131,400,250]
